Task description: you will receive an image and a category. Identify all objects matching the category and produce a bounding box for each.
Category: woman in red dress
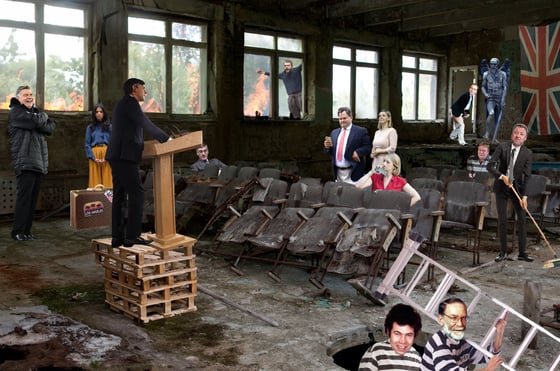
[370,153,421,206]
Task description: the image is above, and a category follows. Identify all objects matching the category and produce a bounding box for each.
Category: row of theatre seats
[141,164,555,302]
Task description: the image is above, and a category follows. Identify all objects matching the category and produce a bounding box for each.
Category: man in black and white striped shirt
[359,303,423,371]
[421,297,507,371]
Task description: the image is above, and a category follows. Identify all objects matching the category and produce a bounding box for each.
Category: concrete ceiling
[247,0,560,38]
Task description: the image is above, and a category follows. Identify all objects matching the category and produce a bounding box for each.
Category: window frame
[331,42,380,119]
[401,52,439,121]
[127,10,208,115]
[243,29,305,120]
[0,0,89,111]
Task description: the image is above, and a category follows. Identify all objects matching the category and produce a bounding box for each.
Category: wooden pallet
[93,240,195,278]
[105,289,197,323]
[92,236,198,322]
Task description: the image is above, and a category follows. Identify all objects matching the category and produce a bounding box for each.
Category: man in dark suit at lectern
[106,78,171,248]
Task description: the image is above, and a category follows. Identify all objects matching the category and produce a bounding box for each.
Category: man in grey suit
[324,107,372,184]
[487,123,533,262]
[106,78,171,248]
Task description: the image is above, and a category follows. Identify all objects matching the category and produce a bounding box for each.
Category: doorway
[449,66,478,136]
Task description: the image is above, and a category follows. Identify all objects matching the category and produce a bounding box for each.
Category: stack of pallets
[92,236,197,323]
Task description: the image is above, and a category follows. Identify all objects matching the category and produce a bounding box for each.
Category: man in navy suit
[324,107,372,184]
[487,123,533,262]
[106,78,171,248]
[449,83,478,145]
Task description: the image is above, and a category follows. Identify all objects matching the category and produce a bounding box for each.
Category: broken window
[402,53,438,121]
[243,31,305,119]
[0,0,86,111]
[332,44,379,119]
[128,14,208,114]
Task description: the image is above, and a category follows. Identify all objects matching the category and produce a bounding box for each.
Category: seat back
[411,188,442,239]
[410,178,444,192]
[258,167,282,179]
[406,167,438,181]
[444,181,487,225]
[218,165,239,182]
[325,183,364,208]
[362,189,411,213]
[252,178,288,205]
[237,166,259,180]
[286,182,324,208]
[525,174,549,215]
[198,163,220,178]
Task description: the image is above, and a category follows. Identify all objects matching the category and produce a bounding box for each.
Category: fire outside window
[243,32,304,120]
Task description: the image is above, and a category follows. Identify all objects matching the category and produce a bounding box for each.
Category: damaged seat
[439,180,488,266]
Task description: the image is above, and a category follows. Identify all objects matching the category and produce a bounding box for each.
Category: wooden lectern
[142,131,203,250]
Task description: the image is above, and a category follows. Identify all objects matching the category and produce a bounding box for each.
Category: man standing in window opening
[257,60,303,119]
[106,78,172,248]
[8,85,56,241]
[449,83,478,146]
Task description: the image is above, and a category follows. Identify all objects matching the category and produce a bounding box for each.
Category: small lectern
[142,131,203,249]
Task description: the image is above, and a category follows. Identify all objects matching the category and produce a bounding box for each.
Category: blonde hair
[386,153,401,176]
[378,110,393,130]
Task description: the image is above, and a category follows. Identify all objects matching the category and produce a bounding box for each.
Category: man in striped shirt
[467,142,491,179]
[359,303,423,370]
[421,297,507,371]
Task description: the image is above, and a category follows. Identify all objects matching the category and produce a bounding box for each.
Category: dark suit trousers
[109,159,144,240]
[12,170,42,236]
[496,187,526,256]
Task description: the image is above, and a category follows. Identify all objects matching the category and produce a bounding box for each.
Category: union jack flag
[519,22,560,135]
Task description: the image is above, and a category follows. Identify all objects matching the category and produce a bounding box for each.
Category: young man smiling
[359,303,423,370]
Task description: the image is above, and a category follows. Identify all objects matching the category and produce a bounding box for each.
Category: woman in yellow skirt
[85,103,112,188]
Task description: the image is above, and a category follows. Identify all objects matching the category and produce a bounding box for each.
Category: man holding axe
[487,123,534,262]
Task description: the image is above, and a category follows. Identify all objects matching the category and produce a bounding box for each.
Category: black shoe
[495,254,506,262]
[25,234,36,240]
[123,237,153,247]
[111,239,123,247]
[518,254,534,262]
[12,233,29,241]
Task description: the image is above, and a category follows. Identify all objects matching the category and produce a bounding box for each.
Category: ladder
[373,231,560,371]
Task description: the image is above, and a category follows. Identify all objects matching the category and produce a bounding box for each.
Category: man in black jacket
[106,78,171,247]
[8,85,56,241]
[449,83,478,146]
[487,123,533,262]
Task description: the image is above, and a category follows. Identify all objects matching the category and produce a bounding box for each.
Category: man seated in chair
[190,144,226,172]
[467,141,491,179]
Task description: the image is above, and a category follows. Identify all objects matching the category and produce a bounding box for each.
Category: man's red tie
[337,128,346,162]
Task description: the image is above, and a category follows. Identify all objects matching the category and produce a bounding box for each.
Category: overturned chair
[327,208,402,300]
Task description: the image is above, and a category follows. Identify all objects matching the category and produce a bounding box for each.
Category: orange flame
[244,73,269,116]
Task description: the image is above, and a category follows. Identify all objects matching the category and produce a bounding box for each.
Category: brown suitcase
[70,186,113,229]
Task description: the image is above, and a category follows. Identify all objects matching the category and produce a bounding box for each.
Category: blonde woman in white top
[356,110,398,189]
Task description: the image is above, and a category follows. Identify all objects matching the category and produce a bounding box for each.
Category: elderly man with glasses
[421,297,507,371]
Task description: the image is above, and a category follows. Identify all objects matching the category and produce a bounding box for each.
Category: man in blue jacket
[323,107,372,184]
[106,78,171,248]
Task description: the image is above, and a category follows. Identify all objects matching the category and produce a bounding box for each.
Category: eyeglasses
[443,313,468,324]
[197,149,208,153]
